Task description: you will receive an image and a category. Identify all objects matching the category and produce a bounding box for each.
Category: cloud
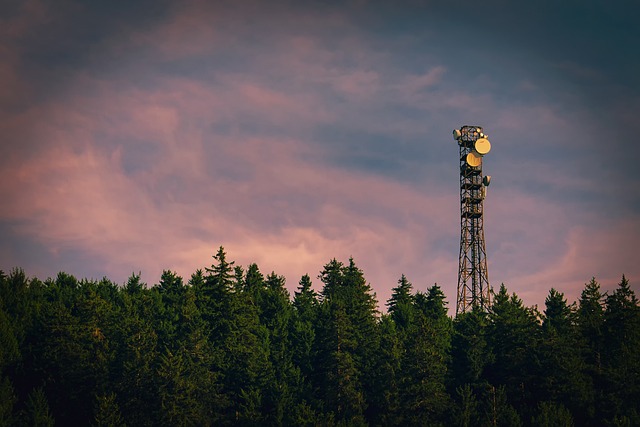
[1,0,638,315]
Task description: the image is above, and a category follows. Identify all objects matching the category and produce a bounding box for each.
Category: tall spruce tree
[449,307,492,391]
[387,274,415,332]
[399,295,450,425]
[291,274,318,407]
[538,289,591,424]
[314,258,377,425]
[486,284,541,419]
[602,276,640,423]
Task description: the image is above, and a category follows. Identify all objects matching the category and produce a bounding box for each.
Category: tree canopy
[0,250,638,426]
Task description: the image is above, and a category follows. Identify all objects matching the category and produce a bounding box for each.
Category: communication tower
[453,125,492,315]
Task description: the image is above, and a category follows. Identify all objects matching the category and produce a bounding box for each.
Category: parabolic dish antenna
[453,129,462,140]
[466,151,482,167]
[474,138,491,155]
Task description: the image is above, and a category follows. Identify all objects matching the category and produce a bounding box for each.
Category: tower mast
[454,125,492,315]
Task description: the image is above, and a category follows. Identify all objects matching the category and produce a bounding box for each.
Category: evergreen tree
[369,315,401,426]
[314,258,378,425]
[538,289,591,423]
[244,263,265,295]
[481,385,522,427]
[0,376,16,427]
[157,349,207,426]
[260,272,299,425]
[116,290,161,426]
[399,308,450,425]
[23,387,55,427]
[486,284,541,418]
[293,274,318,324]
[124,273,145,294]
[199,250,270,423]
[577,278,604,374]
[317,302,366,426]
[155,270,186,351]
[93,392,126,427]
[576,277,606,424]
[291,275,318,405]
[531,401,574,427]
[601,276,640,424]
[451,384,479,427]
[450,307,491,390]
[387,274,415,331]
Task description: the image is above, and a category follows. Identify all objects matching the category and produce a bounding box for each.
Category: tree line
[0,246,638,426]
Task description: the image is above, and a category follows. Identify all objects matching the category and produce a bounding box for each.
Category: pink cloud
[1,0,637,316]
[512,218,640,309]
[0,69,462,308]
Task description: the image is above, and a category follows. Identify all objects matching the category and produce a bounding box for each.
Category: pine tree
[259,272,299,425]
[369,315,401,426]
[387,275,415,331]
[293,274,318,323]
[451,384,479,427]
[155,270,186,350]
[202,252,270,424]
[93,392,126,427]
[531,401,574,427]
[602,276,640,423]
[450,307,491,390]
[538,289,591,423]
[0,376,16,427]
[157,349,208,426]
[399,308,450,425]
[314,258,378,425]
[486,284,541,418]
[116,292,161,426]
[23,387,55,427]
[291,275,318,405]
[481,385,522,427]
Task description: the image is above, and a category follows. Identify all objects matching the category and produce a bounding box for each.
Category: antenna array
[453,125,492,315]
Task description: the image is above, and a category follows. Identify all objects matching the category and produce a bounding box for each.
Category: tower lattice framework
[455,125,491,315]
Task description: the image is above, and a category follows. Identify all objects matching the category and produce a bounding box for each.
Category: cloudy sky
[1,0,638,312]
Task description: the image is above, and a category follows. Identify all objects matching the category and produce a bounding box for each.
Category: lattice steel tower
[453,125,492,315]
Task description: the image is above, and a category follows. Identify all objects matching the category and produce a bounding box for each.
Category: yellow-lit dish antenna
[474,138,491,155]
[466,151,482,167]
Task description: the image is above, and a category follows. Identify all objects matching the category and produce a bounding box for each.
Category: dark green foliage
[538,289,592,422]
[0,255,637,426]
[93,392,126,427]
[387,274,415,331]
[450,307,491,390]
[601,276,640,424]
[23,387,54,427]
[398,307,450,425]
[482,385,522,427]
[531,401,574,427]
[0,376,16,427]
[451,384,478,427]
[485,284,541,417]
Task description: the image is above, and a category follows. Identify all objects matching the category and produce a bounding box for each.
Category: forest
[0,246,638,426]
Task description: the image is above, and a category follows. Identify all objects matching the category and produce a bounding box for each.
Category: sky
[1,0,639,313]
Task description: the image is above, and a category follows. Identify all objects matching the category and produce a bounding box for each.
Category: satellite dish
[453,129,461,140]
[483,175,491,186]
[466,151,482,167]
[474,138,491,155]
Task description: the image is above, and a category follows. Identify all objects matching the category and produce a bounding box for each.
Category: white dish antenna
[474,138,491,155]
[453,129,461,140]
[483,175,491,186]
